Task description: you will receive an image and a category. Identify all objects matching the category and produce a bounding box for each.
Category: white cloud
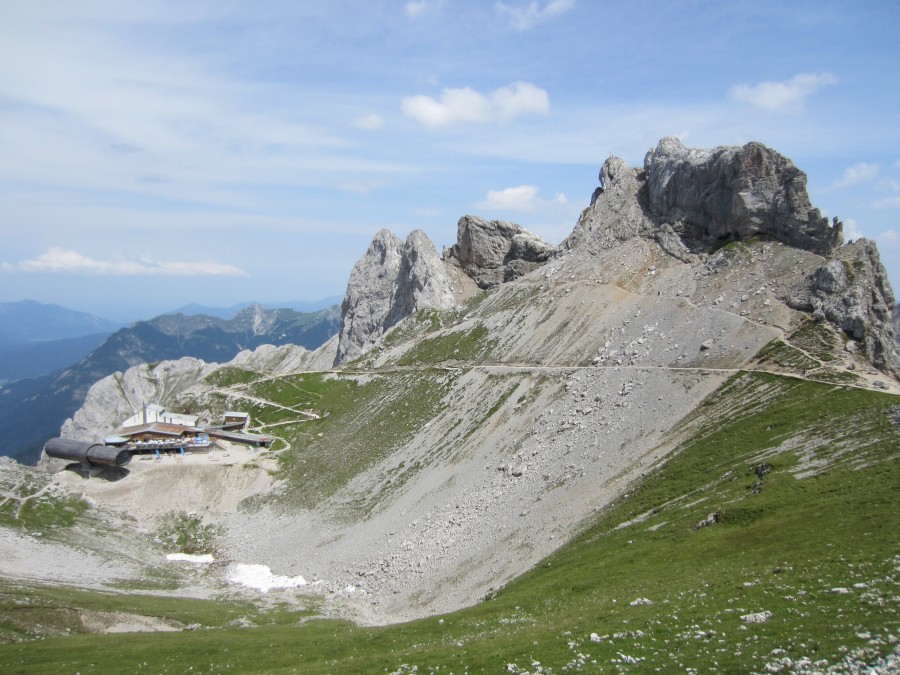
[402,82,549,129]
[475,185,567,212]
[729,73,837,112]
[2,248,250,277]
[352,114,386,131]
[830,162,879,190]
[843,218,865,242]
[874,196,900,209]
[405,1,437,18]
[495,0,575,30]
[877,229,900,249]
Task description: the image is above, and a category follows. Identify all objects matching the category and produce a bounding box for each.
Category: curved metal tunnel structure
[44,438,131,478]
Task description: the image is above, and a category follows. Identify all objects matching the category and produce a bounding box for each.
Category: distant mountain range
[0,300,122,348]
[0,333,112,384]
[167,297,344,320]
[0,303,341,464]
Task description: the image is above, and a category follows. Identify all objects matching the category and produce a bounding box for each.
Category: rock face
[893,304,900,345]
[786,240,898,374]
[60,357,215,444]
[565,136,842,258]
[561,137,897,377]
[644,137,842,255]
[446,215,556,289]
[335,229,455,365]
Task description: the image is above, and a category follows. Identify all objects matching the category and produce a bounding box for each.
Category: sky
[1,1,899,322]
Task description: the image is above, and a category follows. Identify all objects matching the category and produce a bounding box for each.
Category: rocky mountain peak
[568,137,842,259]
[335,229,455,365]
[644,136,842,255]
[334,137,896,377]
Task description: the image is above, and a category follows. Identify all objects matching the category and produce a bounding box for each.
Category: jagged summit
[565,136,842,257]
[335,229,462,365]
[334,137,896,376]
[334,218,554,365]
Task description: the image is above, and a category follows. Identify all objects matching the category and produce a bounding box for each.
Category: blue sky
[1,1,899,322]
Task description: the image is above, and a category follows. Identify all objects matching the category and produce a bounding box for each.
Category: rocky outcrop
[58,341,336,449]
[644,137,842,255]
[335,229,455,365]
[563,157,653,256]
[893,304,900,345]
[560,137,898,377]
[785,240,898,375]
[446,215,556,289]
[565,136,842,258]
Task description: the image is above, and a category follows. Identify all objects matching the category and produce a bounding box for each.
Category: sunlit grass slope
[0,372,897,673]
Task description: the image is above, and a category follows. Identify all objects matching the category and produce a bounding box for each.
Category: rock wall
[785,240,898,375]
[335,229,456,365]
[565,137,842,258]
[445,215,556,289]
[60,357,215,443]
[644,137,842,255]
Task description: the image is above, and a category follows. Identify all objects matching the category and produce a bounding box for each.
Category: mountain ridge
[0,300,122,347]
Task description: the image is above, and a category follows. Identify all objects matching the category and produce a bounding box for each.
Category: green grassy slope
[1,371,897,672]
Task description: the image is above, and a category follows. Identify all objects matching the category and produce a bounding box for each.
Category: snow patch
[226,563,308,592]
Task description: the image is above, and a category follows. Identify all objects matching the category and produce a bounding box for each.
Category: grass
[754,338,820,373]
[266,371,453,514]
[0,472,88,531]
[0,580,300,644]
[395,324,496,365]
[788,320,841,363]
[0,372,896,672]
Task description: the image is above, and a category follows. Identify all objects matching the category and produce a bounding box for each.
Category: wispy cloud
[877,229,900,249]
[874,196,900,209]
[830,162,879,190]
[843,218,865,241]
[476,185,567,212]
[352,114,386,131]
[2,248,250,277]
[729,73,837,112]
[495,0,575,30]
[405,1,440,18]
[402,82,549,129]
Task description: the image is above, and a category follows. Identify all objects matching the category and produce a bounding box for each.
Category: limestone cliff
[562,137,896,377]
[445,215,556,289]
[335,230,456,365]
[565,136,842,257]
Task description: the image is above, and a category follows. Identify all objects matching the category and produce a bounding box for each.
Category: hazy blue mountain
[0,332,112,384]
[0,300,122,347]
[0,304,340,465]
[169,296,343,320]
